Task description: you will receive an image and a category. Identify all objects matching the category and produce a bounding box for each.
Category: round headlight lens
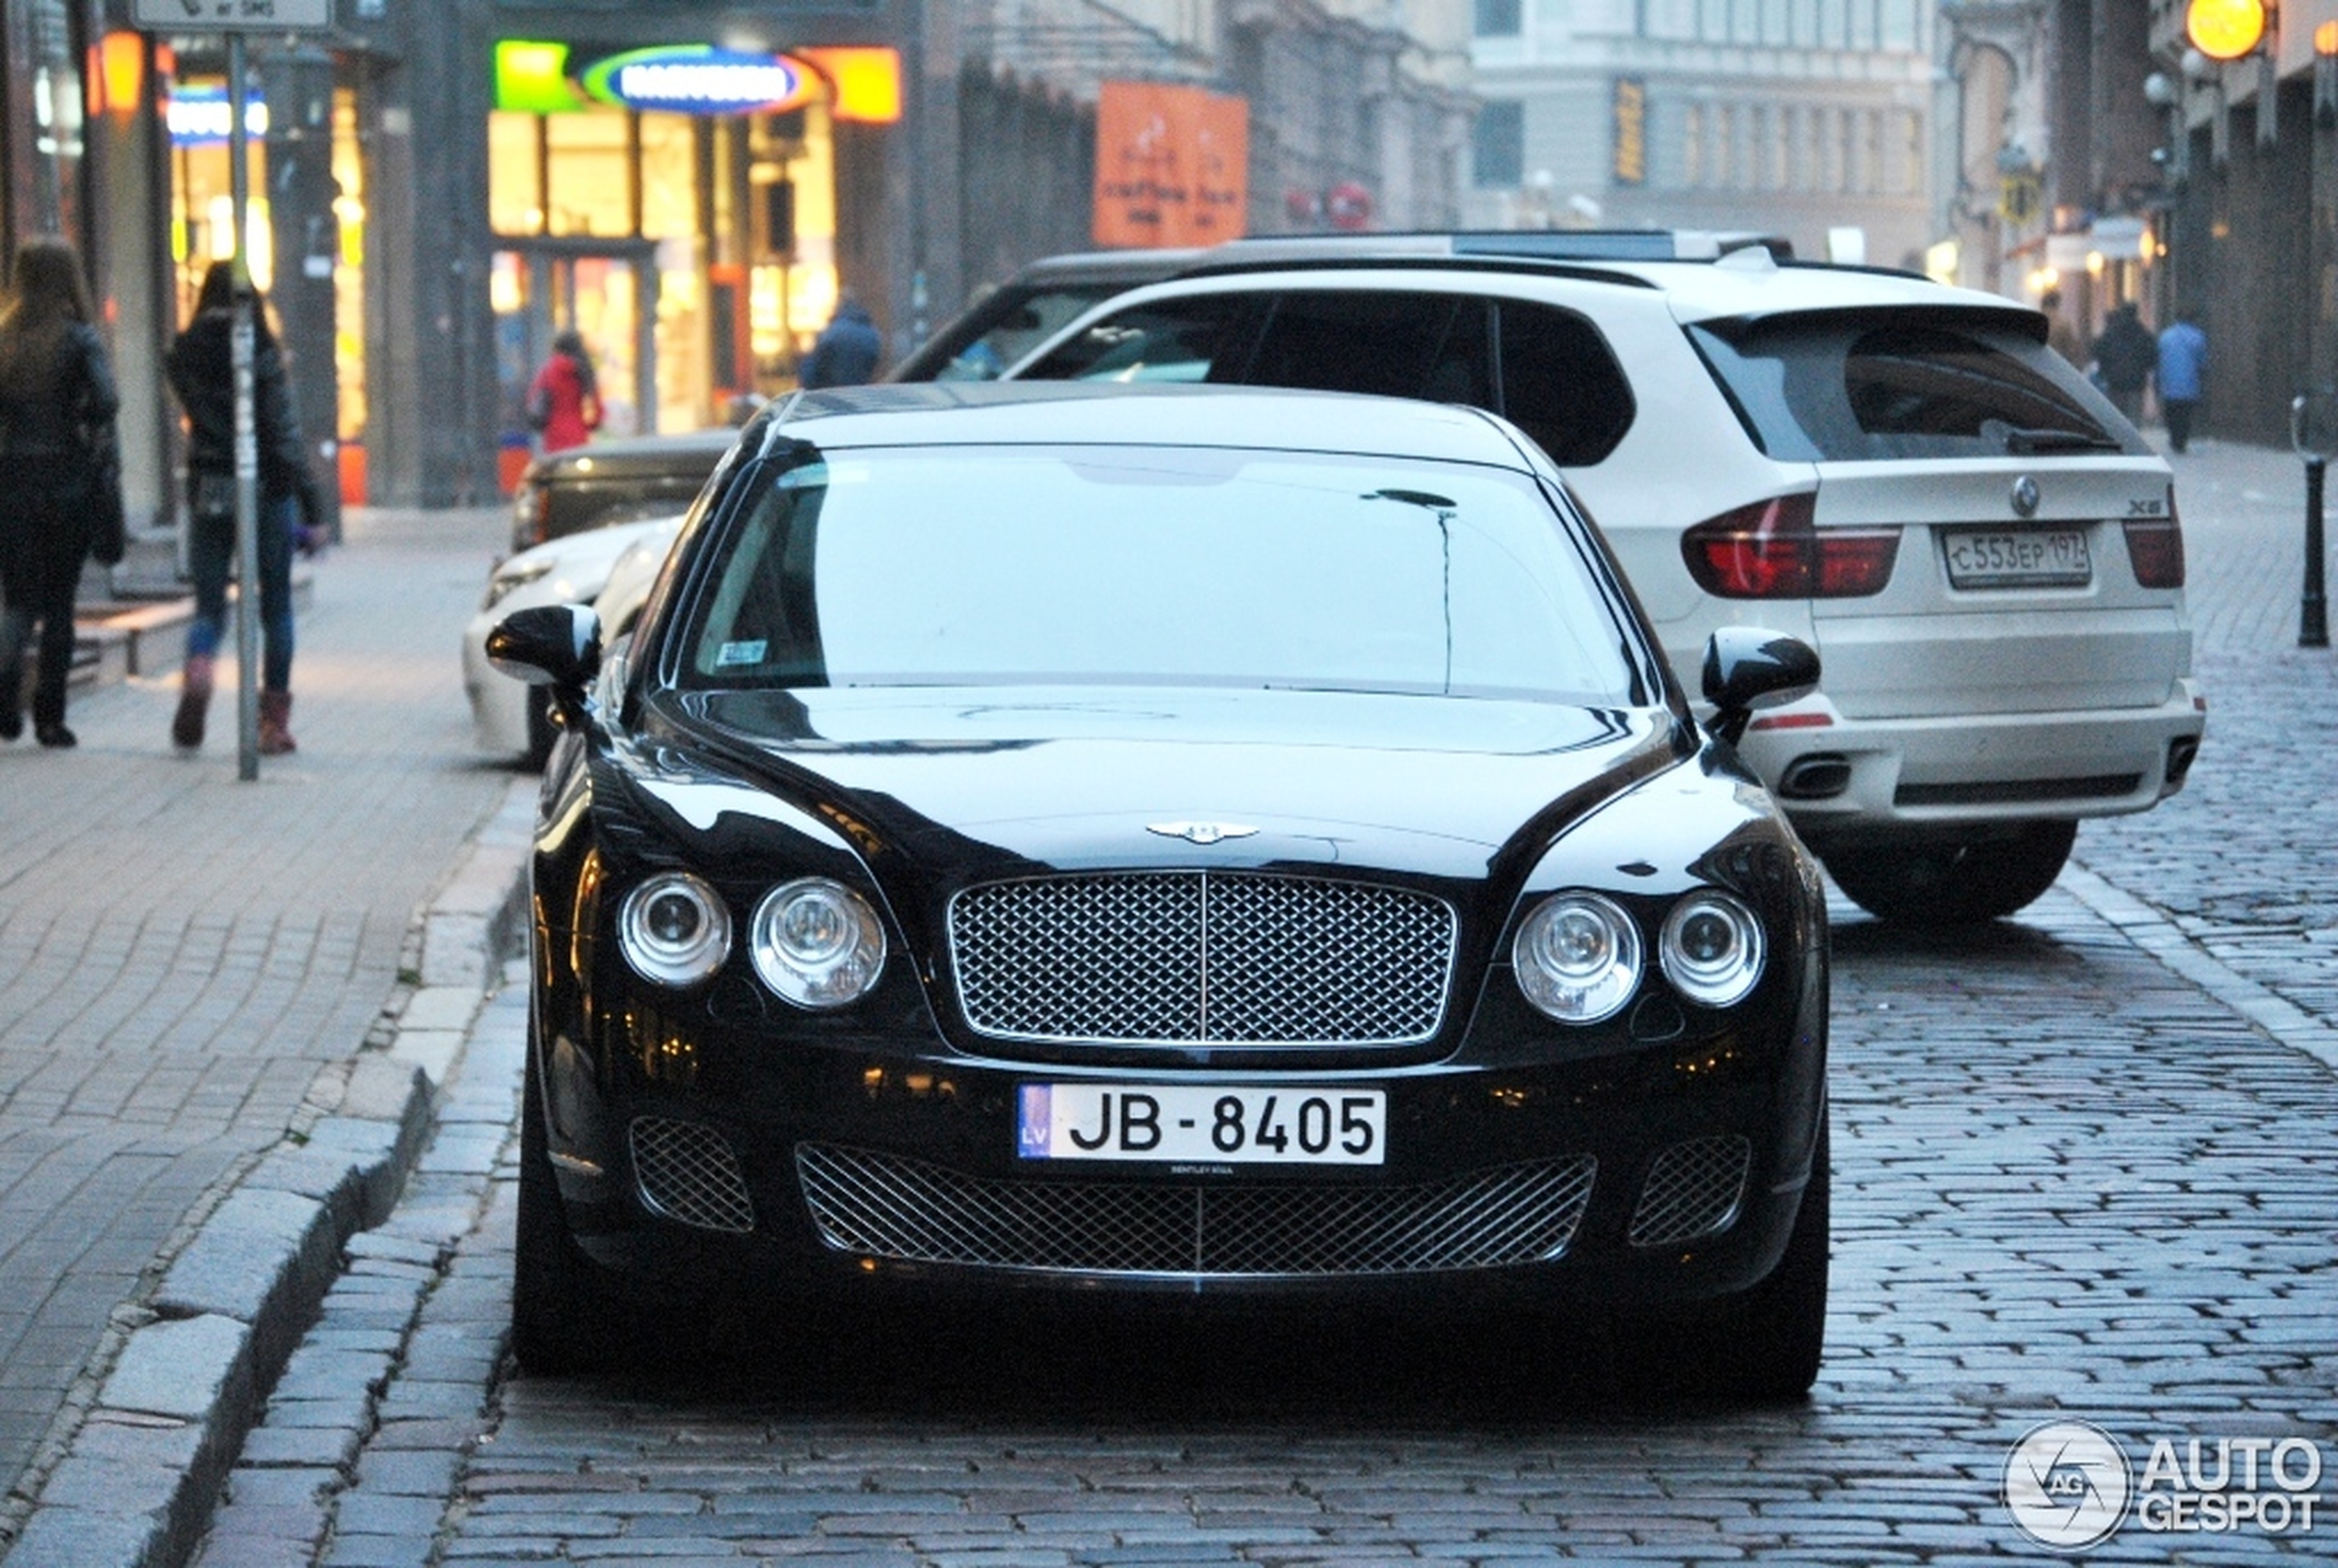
[750,877,887,1009]
[1513,892,1642,1023]
[1661,892,1766,1008]
[617,872,732,987]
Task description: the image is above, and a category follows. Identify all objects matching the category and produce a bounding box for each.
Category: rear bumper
[1740,677,2206,840]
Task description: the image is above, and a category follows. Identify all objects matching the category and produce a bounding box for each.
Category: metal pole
[229,34,260,778]
[2306,455,2331,649]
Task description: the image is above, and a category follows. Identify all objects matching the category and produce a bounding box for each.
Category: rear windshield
[1688,313,2141,461]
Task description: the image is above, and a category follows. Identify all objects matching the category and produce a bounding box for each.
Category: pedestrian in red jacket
[526,330,601,453]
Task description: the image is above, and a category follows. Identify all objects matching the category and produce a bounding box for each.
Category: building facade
[24,0,1472,531]
[1464,0,1935,269]
[1938,3,2161,380]
[2147,0,2338,447]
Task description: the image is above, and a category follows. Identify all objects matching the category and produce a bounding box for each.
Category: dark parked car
[507,429,738,554]
[488,383,1833,1399]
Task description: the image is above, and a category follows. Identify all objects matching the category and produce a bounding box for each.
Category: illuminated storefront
[487,39,897,437]
[159,59,366,504]
[64,2,952,510]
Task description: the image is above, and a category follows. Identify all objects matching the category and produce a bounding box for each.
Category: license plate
[1941,526,2092,588]
[1017,1084,1386,1165]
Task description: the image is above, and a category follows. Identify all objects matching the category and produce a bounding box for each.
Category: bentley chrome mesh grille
[795,1144,1596,1274]
[1627,1135,1751,1248]
[948,872,1456,1046]
[631,1117,756,1234]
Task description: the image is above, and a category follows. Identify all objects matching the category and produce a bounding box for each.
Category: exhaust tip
[1776,754,1852,801]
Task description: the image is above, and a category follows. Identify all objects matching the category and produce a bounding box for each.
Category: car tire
[1822,820,2078,923]
[1615,1117,1829,1404]
[513,1031,630,1377]
[521,686,556,771]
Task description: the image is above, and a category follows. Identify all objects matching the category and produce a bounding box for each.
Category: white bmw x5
[1003,247,2205,922]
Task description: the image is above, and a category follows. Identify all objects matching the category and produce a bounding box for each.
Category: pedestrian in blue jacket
[2157,315,2208,454]
[800,295,883,389]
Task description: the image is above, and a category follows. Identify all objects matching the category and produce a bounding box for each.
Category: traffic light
[2185,0,2268,62]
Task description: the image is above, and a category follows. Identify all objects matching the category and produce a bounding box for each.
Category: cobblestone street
[157,436,2338,1567]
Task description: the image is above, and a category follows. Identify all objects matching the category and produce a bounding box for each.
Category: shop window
[639,112,694,240]
[1473,101,1523,189]
[1475,0,1523,35]
[485,71,843,427]
[168,78,270,310]
[332,87,367,455]
[488,111,541,234]
[546,110,631,236]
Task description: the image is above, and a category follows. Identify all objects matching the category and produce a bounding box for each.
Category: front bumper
[535,1015,1822,1315]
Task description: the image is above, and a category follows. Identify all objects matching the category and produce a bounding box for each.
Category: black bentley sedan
[489,383,1832,1399]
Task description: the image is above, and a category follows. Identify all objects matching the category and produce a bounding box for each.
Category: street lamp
[2184,0,2268,62]
[2317,21,2338,130]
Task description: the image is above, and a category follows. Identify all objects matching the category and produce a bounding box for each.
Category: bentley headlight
[617,872,732,987]
[1513,892,1642,1023]
[1660,892,1765,1008]
[751,877,886,1009]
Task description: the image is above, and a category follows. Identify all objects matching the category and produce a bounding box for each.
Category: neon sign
[494,41,816,117]
[168,86,267,145]
[587,47,811,114]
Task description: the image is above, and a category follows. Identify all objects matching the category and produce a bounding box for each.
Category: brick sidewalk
[0,507,515,1519]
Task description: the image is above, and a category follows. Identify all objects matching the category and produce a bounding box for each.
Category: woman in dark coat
[0,237,119,749]
[165,261,319,755]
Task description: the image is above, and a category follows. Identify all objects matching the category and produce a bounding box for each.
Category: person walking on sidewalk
[2091,302,2157,427]
[2157,313,2208,455]
[165,261,320,755]
[0,237,122,750]
[524,329,601,454]
[798,294,882,388]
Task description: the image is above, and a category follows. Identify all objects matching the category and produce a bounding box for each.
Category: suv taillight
[1681,494,1900,598]
[2123,495,2184,589]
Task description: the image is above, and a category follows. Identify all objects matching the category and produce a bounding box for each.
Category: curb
[0,779,537,1568]
[2061,861,2338,1075]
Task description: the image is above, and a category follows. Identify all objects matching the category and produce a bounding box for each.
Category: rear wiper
[2005,427,2121,454]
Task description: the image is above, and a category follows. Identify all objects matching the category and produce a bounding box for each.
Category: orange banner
[1094,81,1248,248]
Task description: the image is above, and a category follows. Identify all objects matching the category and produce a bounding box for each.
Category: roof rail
[1170,254,1663,290]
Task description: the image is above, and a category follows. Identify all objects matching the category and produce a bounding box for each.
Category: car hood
[642,685,1687,882]
[481,516,681,617]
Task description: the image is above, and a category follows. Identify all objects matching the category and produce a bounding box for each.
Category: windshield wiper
[2005,427,2121,454]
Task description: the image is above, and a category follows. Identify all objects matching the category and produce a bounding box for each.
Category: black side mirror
[487,604,603,696]
[1702,627,1820,746]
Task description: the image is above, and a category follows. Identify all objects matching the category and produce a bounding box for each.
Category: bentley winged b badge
[1146,821,1260,845]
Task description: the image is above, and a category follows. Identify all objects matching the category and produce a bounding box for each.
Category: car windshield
[674,444,1640,703]
[1688,313,2137,461]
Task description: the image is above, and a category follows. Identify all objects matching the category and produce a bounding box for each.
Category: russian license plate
[1017,1084,1386,1165]
[1941,526,2092,588]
